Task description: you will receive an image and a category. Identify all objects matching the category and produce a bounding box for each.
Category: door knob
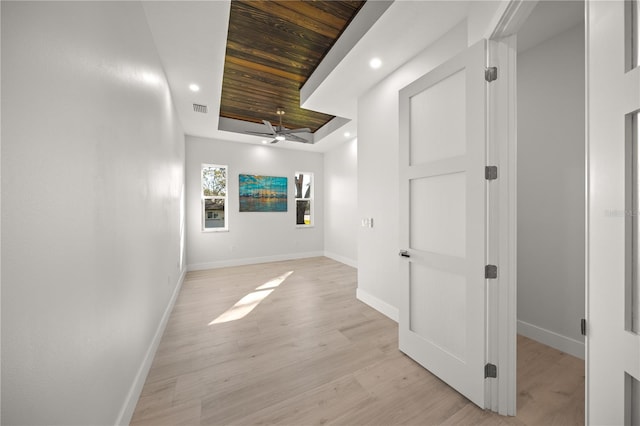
[399,250,410,258]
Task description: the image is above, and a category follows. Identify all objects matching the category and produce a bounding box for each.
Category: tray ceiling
[220,0,365,133]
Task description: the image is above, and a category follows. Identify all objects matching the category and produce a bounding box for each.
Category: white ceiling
[142,0,583,153]
[301,1,470,121]
[142,2,231,140]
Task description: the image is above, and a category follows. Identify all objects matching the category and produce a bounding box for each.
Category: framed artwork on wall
[239,174,288,212]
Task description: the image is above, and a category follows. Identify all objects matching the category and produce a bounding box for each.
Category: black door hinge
[485,363,497,378]
[580,318,587,336]
[485,265,498,279]
[485,67,498,82]
[485,166,498,180]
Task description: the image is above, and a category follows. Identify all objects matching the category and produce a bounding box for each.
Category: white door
[587,1,640,423]
[398,39,488,408]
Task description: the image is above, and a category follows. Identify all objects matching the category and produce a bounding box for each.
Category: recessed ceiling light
[275,135,286,141]
[344,132,351,138]
[261,140,268,144]
[369,58,382,69]
[189,83,200,92]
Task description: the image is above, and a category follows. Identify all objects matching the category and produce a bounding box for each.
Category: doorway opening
[514,1,585,422]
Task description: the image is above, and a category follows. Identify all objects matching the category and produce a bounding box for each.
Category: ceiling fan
[246,108,311,144]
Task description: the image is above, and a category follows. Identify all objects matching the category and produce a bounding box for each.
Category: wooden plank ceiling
[220,0,365,133]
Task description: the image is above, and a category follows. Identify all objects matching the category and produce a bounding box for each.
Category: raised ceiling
[142,1,473,152]
[220,0,365,133]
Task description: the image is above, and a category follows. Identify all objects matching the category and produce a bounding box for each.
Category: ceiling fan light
[275,135,286,141]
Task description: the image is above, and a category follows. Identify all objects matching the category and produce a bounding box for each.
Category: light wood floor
[131,257,584,425]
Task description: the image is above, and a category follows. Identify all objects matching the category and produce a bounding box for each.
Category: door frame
[489,0,596,418]
[483,0,539,416]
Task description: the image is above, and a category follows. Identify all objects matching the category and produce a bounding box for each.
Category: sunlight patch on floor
[208,271,293,325]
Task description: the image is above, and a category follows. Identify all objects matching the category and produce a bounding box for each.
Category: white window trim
[202,163,228,232]
[295,171,314,228]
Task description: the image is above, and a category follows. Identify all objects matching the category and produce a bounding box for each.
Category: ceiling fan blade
[279,128,311,134]
[263,120,276,134]
[285,134,310,143]
[246,131,275,136]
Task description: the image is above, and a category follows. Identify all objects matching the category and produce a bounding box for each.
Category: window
[627,0,640,71]
[629,111,639,333]
[202,164,227,231]
[295,172,313,226]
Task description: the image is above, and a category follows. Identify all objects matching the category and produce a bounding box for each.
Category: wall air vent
[193,104,208,114]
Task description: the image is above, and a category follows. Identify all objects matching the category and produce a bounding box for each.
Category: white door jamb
[485,0,538,416]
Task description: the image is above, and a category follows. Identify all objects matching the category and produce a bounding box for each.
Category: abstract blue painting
[239,174,288,212]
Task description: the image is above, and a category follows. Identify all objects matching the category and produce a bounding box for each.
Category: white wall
[186,136,324,269]
[1,2,185,425]
[356,22,468,321]
[517,23,586,358]
[324,138,358,267]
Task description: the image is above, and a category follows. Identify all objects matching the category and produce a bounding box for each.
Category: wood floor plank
[131,400,201,426]
[132,257,585,425]
[231,374,374,425]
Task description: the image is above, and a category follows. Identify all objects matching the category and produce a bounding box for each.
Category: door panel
[410,69,467,165]
[410,263,467,360]
[410,173,466,257]
[399,39,487,408]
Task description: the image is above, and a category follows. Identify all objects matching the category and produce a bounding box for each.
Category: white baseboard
[517,319,585,360]
[116,268,187,426]
[356,288,399,322]
[187,251,325,271]
[323,251,357,268]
